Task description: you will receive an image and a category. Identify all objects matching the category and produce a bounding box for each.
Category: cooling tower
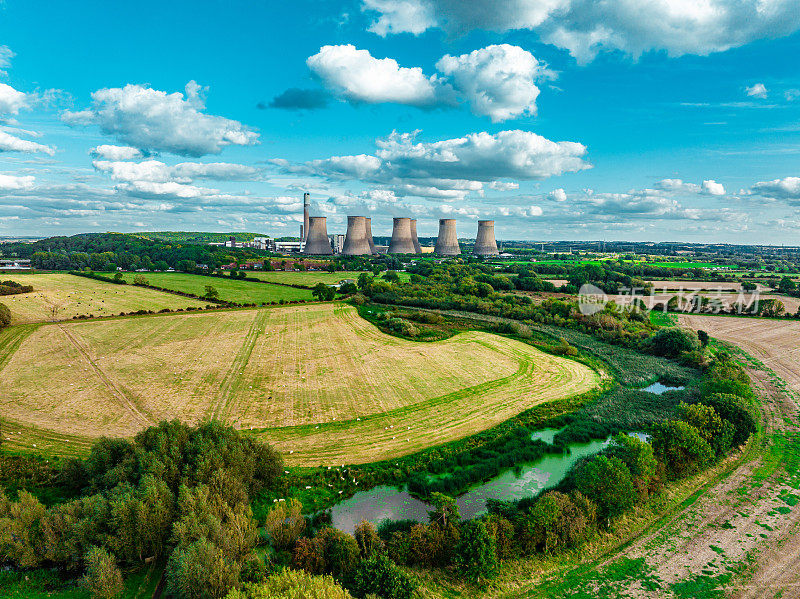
[388,217,416,254]
[473,220,499,256]
[342,216,372,256]
[302,192,310,242]
[365,217,377,254]
[434,219,460,256]
[303,216,333,255]
[410,219,422,254]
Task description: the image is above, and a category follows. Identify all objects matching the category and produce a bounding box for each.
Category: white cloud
[0,46,14,75]
[785,89,800,102]
[307,45,451,107]
[701,179,726,196]
[490,181,519,191]
[752,177,800,201]
[0,174,34,190]
[745,83,768,99]
[90,145,144,161]
[93,159,260,184]
[498,204,543,217]
[549,188,567,201]
[305,43,548,121]
[0,83,29,115]
[0,130,55,156]
[62,81,259,157]
[362,0,800,62]
[274,129,589,200]
[435,45,548,122]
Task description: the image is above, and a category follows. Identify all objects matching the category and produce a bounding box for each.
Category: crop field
[0,303,599,464]
[118,272,313,303]
[648,261,737,268]
[0,273,207,324]
[647,279,771,291]
[247,271,365,287]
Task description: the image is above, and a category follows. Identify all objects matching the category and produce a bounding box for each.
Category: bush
[454,520,497,582]
[0,302,10,328]
[574,455,636,526]
[678,402,734,457]
[348,553,416,599]
[354,521,383,559]
[82,546,123,599]
[647,327,700,358]
[227,569,354,599]
[651,420,714,479]
[264,499,305,551]
[167,538,241,599]
[605,434,658,498]
[696,393,756,447]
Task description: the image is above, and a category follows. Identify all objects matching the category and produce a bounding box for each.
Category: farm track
[56,324,154,427]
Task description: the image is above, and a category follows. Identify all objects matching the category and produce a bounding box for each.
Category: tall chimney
[434,219,460,256]
[302,192,310,242]
[342,216,372,255]
[473,220,499,256]
[303,216,333,255]
[388,217,416,254]
[410,219,422,254]
[365,217,377,254]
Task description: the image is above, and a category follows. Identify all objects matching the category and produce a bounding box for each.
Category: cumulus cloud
[90,145,144,160]
[0,130,55,156]
[701,179,726,196]
[362,0,800,62]
[752,177,800,201]
[265,88,330,110]
[62,81,259,157]
[490,181,519,191]
[305,43,548,121]
[0,83,29,115]
[273,129,589,200]
[93,159,260,184]
[745,83,768,99]
[307,44,452,107]
[435,45,549,122]
[548,188,567,201]
[0,174,34,190]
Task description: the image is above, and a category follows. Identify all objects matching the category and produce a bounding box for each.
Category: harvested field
[247,271,365,287]
[118,272,313,303]
[0,304,599,464]
[0,273,207,324]
[648,280,771,292]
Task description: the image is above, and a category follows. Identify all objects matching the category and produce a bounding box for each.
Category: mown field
[0,273,207,324]
[0,303,599,464]
[247,270,365,286]
[118,271,313,303]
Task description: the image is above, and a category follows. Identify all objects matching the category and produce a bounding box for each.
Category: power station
[295,193,501,256]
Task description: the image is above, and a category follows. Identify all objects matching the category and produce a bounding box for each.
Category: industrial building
[288,192,502,257]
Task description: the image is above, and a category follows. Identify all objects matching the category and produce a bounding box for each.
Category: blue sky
[1,0,800,243]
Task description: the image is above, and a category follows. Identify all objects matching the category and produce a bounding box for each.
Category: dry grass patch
[1,304,599,464]
[248,271,366,287]
[1,273,207,324]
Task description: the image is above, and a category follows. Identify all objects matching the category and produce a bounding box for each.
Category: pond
[329,429,629,534]
[643,381,685,394]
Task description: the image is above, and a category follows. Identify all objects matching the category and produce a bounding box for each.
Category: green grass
[0,564,162,599]
[649,262,738,269]
[649,311,678,326]
[118,272,313,303]
[248,270,366,287]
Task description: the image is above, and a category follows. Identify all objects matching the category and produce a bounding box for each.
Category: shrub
[0,302,10,328]
[605,434,658,498]
[651,420,714,479]
[697,393,756,447]
[167,538,241,599]
[82,546,123,599]
[647,327,700,358]
[354,521,383,559]
[227,569,354,599]
[264,499,305,551]
[678,402,734,457]
[574,455,636,526]
[454,520,497,582]
[485,514,515,561]
[348,552,416,599]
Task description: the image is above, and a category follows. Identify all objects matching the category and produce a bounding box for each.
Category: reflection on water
[330,429,628,534]
[643,382,685,394]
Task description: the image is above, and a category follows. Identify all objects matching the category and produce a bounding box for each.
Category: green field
[0,273,207,324]
[0,303,599,464]
[248,270,365,287]
[649,261,738,269]
[118,272,313,303]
